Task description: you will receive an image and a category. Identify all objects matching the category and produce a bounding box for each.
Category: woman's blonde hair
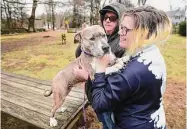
[120,6,172,55]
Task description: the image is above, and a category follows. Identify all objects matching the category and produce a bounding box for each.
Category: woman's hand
[95,54,111,73]
[74,64,89,81]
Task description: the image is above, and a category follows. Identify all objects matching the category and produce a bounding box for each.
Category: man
[75,3,127,129]
[76,2,126,58]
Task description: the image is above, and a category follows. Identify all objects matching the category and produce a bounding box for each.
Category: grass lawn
[160,34,186,82]
[1,32,186,129]
[2,33,185,81]
[2,32,78,80]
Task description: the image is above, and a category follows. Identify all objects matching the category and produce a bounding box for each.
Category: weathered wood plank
[1,71,88,129]
[1,74,50,90]
[1,73,83,93]
[2,71,84,93]
[1,100,55,129]
[2,90,77,116]
[2,78,85,101]
[1,84,82,108]
[2,91,51,116]
[2,78,46,95]
[2,87,83,128]
[61,100,88,129]
[2,83,53,106]
[1,71,51,86]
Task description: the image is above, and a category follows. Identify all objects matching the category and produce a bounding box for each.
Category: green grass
[1,34,186,82]
[2,32,78,80]
[159,34,186,82]
[1,33,30,41]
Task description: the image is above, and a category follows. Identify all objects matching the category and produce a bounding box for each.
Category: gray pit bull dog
[43,25,117,127]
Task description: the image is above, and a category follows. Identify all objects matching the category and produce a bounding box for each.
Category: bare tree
[44,1,52,29]
[138,0,147,6]
[119,0,134,7]
[1,0,28,30]
[102,0,107,8]
[102,0,134,8]
[87,0,101,25]
[90,0,94,25]
[51,0,56,30]
[44,0,57,30]
[2,0,12,29]
[28,0,38,32]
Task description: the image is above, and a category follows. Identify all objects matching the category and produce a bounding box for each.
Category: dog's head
[74,25,114,58]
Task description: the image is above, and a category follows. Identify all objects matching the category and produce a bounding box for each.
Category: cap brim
[99,8,117,15]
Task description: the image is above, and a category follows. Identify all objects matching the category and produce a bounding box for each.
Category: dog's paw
[105,59,124,75]
[121,55,130,63]
[56,107,67,113]
[50,117,58,127]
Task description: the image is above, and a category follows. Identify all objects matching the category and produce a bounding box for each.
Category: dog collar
[83,50,94,57]
[81,48,94,57]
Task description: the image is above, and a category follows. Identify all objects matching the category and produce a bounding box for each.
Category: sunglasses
[104,15,118,22]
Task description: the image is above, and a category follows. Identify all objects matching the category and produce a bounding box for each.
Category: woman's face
[103,12,118,35]
[119,16,135,49]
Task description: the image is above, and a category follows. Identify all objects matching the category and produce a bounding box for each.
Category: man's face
[103,12,118,35]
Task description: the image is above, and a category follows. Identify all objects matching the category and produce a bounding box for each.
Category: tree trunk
[72,2,77,28]
[138,0,147,6]
[20,7,24,28]
[142,0,146,5]
[28,0,37,32]
[102,0,107,8]
[51,2,55,30]
[90,0,93,25]
[3,0,12,29]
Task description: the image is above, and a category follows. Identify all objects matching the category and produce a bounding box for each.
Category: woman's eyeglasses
[104,15,118,22]
[120,26,133,35]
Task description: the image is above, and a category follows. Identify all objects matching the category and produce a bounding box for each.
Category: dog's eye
[101,34,106,38]
[102,34,106,37]
[90,37,95,41]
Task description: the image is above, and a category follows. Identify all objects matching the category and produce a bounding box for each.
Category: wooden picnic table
[1,71,88,129]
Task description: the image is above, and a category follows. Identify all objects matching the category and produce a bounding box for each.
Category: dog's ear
[74,31,82,44]
[81,23,89,29]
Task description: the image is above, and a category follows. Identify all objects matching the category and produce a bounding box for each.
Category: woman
[74,6,172,129]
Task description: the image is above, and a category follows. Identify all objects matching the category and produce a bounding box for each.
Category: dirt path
[164,78,186,129]
[1,31,63,53]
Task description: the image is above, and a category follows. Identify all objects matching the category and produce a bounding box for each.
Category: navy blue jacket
[91,45,167,129]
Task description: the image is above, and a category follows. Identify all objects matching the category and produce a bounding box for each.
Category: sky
[132,0,185,11]
[25,0,186,16]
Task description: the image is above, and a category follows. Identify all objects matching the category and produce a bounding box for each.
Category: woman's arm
[91,71,134,113]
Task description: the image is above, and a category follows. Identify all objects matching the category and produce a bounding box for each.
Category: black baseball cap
[99,6,118,18]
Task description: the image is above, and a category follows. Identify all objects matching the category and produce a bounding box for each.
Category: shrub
[1,28,28,34]
[67,28,77,33]
[172,24,179,34]
[178,21,186,36]
[36,28,46,32]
